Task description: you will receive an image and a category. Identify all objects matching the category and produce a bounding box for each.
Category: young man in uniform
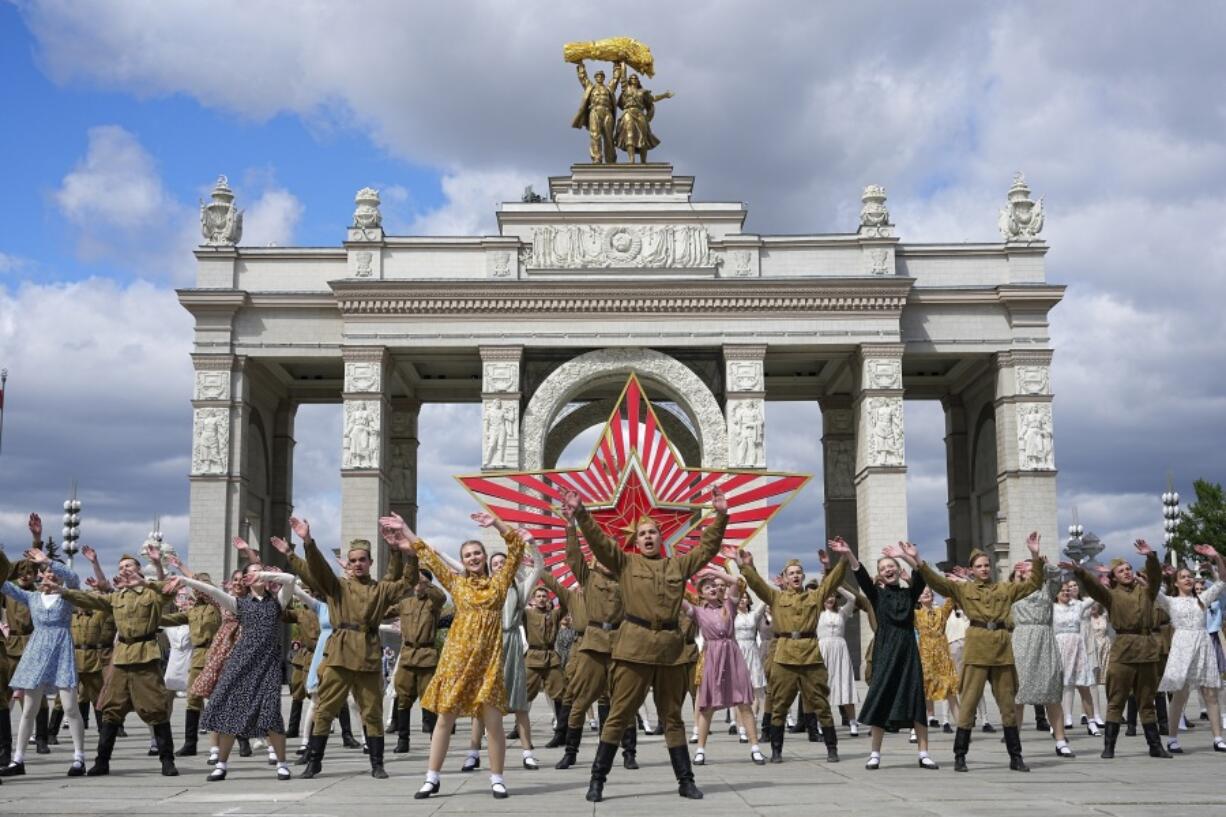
[563,486,728,803]
[524,585,568,748]
[1066,539,1167,759]
[391,567,445,753]
[738,548,848,763]
[919,533,1044,772]
[272,517,416,779]
[283,595,321,739]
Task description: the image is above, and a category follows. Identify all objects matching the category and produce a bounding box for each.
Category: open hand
[827,537,851,555]
[735,548,754,568]
[28,512,42,541]
[1057,560,1079,572]
[289,517,310,542]
[471,512,496,528]
[81,544,98,564]
[710,486,728,514]
[562,490,582,515]
[24,547,48,564]
[269,536,291,555]
[1133,539,1153,556]
[233,536,250,553]
[1026,531,1042,557]
[900,541,919,562]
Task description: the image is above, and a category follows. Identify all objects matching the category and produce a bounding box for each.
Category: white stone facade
[182,163,1062,580]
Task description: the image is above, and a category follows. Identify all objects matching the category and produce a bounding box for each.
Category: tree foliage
[1171,479,1226,560]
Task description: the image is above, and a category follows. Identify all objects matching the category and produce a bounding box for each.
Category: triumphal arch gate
[180,48,1062,594]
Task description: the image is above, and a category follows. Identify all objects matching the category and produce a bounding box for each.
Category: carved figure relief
[354,251,373,278]
[826,409,854,435]
[527,224,712,269]
[200,176,243,246]
[825,438,855,499]
[865,358,902,390]
[343,400,381,469]
[1015,365,1051,396]
[1016,403,1054,470]
[483,398,520,469]
[491,252,512,278]
[352,187,382,234]
[864,396,904,467]
[732,250,753,277]
[869,248,890,275]
[727,360,763,393]
[388,442,415,502]
[483,361,519,393]
[858,184,893,237]
[344,361,381,393]
[191,407,230,475]
[194,370,230,401]
[729,399,765,468]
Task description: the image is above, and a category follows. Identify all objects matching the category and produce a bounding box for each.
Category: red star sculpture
[457,374,810,589]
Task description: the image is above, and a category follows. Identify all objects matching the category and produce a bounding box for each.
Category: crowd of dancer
[1,501,1224,800]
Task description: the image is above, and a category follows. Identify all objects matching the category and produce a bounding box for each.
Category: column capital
[856,342,905,361]
[342,346,388,397]
[722,344,768,361]
[993,349,1054,402]
[478,345,524,362]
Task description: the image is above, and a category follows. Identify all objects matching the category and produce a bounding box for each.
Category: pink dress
[685,590,755,710]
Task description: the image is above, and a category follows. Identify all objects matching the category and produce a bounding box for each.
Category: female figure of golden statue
[614,69,674,164]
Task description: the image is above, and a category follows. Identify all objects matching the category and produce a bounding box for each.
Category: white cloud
[243,188,304,247]
[0,252,30,274]
[55,125,173,230]
[409,169,536,237]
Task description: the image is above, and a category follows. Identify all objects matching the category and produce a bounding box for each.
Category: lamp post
[1162,475,1181,566]
[62,483,82,570]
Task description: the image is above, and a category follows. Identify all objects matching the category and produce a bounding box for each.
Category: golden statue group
[566,37,674,164]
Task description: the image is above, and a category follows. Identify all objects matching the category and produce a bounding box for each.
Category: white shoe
[909,728,917,744]
[588,718,599,732]
[642,721,655,733]
[849,722,859,737]
[689,732,699,744]
[865,753,880,770]
[738,727,748,744]
[693,749,705,765]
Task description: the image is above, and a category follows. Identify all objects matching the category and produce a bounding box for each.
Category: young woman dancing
[832,539,938,770]
[1009,558,1075,760]
[817,581,861,737]
[685,571,766,766]
[1159,545,1226,754]
[914,587,960,735]
[379,511,529,800]
[0,548,88,777]
[165,563,304,781]
[733,589,768,735]
[1054,579,1102,736]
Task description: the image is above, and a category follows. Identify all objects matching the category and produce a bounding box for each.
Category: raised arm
[567,491,627,576]
[47,560,81,590]
[1138,543,1162,602]
[1069,563,1112,609]
[516,539,544,603]
[576,62,590,89]
[80,545,109,589]
[257,571,297,607]
[302,536,342,600]
[836,586,858,620]
[917,561,960,604]
[736,549,778,607]
[1,581,32,606]
[677,487,730,578]
[178,576,237,614]
[58,587,113,612]
[561,505,590,586]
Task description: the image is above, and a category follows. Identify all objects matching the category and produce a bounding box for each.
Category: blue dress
[2,563,81,690]
[306,599,330,694]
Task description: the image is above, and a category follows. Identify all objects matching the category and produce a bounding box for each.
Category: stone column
[724,345,769,565]
[267,399,297,565]
[853,344,908,567]
[188,354,244,581]
[992,351,1058,562]
[340,348,389,570]
[821,394,861,670]
[942,395,974,567]
[480,347,523,470]
[388,399,420,529]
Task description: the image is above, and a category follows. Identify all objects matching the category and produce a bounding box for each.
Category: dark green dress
[854,565,927,728]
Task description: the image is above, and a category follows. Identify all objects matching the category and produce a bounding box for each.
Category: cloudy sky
[1,1,1224,574]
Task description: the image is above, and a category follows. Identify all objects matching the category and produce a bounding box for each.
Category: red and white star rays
[457,374,810,589]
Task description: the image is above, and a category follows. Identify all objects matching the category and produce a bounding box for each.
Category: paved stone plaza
[2,694,1223,817]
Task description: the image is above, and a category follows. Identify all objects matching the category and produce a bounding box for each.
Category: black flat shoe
[1056,745,1076,758]
[207,768,227,782]
[919,756,939,770]
[0,762,25,777]
[461,755,480,772]
[414,781,439,799]
[491,782,509,799]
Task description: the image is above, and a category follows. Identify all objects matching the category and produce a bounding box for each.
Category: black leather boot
[822,721,839,762]
[769,724,784,763]
[35,706,51,753]
[668,744,703,799]
[1143,722,1172,758]
[177,710,200,756]
[621,725,638,769]
[87,722,118,776]
[47,706,64,745]
[807,713,822,743]
[422,708,437,734]
[555,724,583,769]
[1101,721,1120,759]
[154,722,179,776]
[338,708,360,748]
[1155,694,1170,736]
[368,735,388,778]
[237,735,252,757]
[300,734,328,779]
[286,699,303,739]
[1003,726,1029,772]
[1125,696,1138,736]
[788,703,806,733]
[585,740,617,802]
[0,711,11,769]
[395,706,411,753]
[953,726,971,772]
[1034,704,1050,732]
[78,701,91,731]
[597,703,610,730]
[545,702,568,748]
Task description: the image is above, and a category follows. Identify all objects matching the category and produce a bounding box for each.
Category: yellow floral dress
[413,530,526,716]
[915,598,959,700]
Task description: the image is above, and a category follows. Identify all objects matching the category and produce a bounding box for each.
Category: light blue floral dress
[2,562,81,689]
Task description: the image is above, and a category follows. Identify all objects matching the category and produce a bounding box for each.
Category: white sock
[869,750,881,759]
[73,750,85,762]
[277,759,289,769]
[426,769,440,784]
[1055,739,1068,749]
[523,749,534,758]
[209,746,220,757]
[11,752,24,765]
[1168,738,1181,749]
[490,773,504,786]
[466,748,479,760]
[918,750,929,759]
[216,760,228,771]
[750,743,760,752]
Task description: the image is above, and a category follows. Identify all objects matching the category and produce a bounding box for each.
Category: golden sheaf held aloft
[563,37,655,77]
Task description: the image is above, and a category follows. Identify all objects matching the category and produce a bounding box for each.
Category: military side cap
[1109,557,1128,569]
[967,548,987,565]
[347,539,372,552]
[785,558,804,570]
[120,553,143,566]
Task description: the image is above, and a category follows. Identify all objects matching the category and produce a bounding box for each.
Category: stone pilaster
[821,394,861,672]
[188,354,243,581]
[723,345,769,566]
[853,344,908,567]
[992,350,1058,564]
[388,398,420,529]
[340,348,389,569]
[267,399,297,564]
[480,347,523,470]
[942,395,973,567]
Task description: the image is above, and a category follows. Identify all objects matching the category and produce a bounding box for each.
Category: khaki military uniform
[541,572,589,710]
[393,584,445,704]
[290,541,415,737]
[71,605,117,707]
[1074,553,1163,723]
[60,582,173,725]
[678,607,700,703]
[742,559,848,729]
[284,602,321,702]
[525,602,567,702]
[578,506,727,749]
[160,600,222,711]
[919,559,1044,729]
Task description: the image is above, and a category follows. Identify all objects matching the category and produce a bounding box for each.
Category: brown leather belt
[774,630,818,640]
[587,620,621,632]
[969,620,1012,632]
[624,614,677,631]
[81,643,111,650]
[117,633,157,645]
[405,639,436,648]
